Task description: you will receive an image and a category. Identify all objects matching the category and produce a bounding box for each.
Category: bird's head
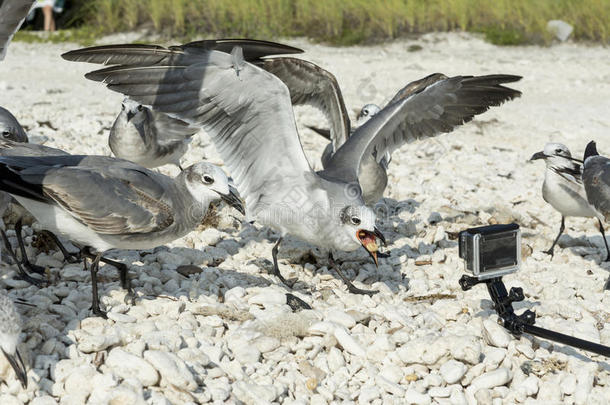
[530,142,581,168]
[356,103,381,126]
[181,162,244,215]
[0,107,28,143]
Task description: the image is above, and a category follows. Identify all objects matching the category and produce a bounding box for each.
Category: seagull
[251,61,522,205]
[0,107,28,142]
[0,151,244,316]
[109,98,199,169]
[67,42,522,295]
[62,39,304,170]
[531,143,610,261]
[0,0,35,61]
[0,289,27,389]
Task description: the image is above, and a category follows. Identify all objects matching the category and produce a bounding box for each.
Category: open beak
[357,227,386,267]
[218,185,245,215]
[530,151,546,161]
[2,348,27,389]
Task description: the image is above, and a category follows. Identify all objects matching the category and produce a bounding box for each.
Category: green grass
[16,0,610,45]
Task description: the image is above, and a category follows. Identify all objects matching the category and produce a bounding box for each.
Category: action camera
[459,223,521,280]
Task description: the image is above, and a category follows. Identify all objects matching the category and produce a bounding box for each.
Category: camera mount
[460,274,610,357]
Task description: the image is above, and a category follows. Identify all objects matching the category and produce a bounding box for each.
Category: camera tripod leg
[543,216,565,258]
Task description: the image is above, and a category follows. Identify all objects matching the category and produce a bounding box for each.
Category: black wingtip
[584,141,598,161]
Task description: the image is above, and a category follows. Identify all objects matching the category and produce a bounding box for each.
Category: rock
[470,368,512,391]
[440,360,467,384]
[248,290,286,306]
[253,336,281,353]
[405,388,431,404]
[482,320,511,348]
[107,312,137,323]
[521,375,539,396]
[379,364,403,384]
[233,381,279,403]
[176,265,203,277]
[428,386,452,398]
[375,375,405,396]
[30,396,57,405]
[359,385,380,403]
[547,20,573,41]
[143,350,196,391]
[574,370,594,405]
[334,326,366,357]
[327,347,345,372]
[397,336,449,365]
[324,311,356,329]
[106,348,159,387]
[448,335,481,364]
[561,373,577,396]
[77,332,119,353]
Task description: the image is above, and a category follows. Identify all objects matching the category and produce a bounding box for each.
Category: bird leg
[597,219,610,262]
[0,230,44,287]
[543,216,565,258]
[271,237,296,288]
[81,248,135,305]
[88,252,107,318]
[14,219,46,275]
[38,231,80,263]
[328,252,378,296]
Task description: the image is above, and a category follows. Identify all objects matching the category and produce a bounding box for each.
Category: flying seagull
[0,0,35,61]
[62,39,304,169]
[0,289,27,389]
[531,143,610,261]
[0,151,244,316]
[68,42,522,295]
[250,60,522,205]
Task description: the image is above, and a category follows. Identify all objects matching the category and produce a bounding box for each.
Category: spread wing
[78,46,315,216]
[322,74,522,182]
[583,155,610,221]
[259,57,350,152]
[0,0,35,61]
[0,155,175,234]
[61,39,303,67]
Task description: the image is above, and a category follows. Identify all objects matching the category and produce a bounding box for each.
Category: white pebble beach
[0,32,609,404]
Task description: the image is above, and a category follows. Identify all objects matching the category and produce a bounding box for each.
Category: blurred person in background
[29,0,64,31]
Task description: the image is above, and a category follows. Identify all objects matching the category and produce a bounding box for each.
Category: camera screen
[479,231,518,272]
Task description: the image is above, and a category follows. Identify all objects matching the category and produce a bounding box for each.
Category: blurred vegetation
[18,0,610,45]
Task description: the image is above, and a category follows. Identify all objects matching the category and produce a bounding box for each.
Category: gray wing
[0,155,175,234]
[0,0,35,61]
[0,138,69,156]
[583,156,610,220]
[149,110,199,146]
[61,39,302,67]
[386,73,449,105]
[80,47,314,215]
[322,74,522,182]
[260,57,350,152]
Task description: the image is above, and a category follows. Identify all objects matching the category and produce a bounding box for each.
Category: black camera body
[459,223,521,280]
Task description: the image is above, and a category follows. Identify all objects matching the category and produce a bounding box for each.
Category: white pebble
[333,327,366,357]
[143,350,196,391]
[440,360,468,384]
[405,388,431,404]
[106,348,159,387]
[470,368,512,391]
[482,320,512,348]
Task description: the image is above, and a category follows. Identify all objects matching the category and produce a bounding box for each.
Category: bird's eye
[137,105,143,111]
[555,148,563,154]
[350,216,361,226]
[121,104,125,110]
[362,109,369,116]
[2,131,10,138]
[203,175,214,184]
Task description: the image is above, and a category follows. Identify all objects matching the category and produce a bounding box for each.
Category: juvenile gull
[0,152,244,316]
[63,39,304,169]
[72,42,521,294]
[0,0,35,61]
[0,289,27,388]
[531,143,609,261]
[255,62,522,205]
